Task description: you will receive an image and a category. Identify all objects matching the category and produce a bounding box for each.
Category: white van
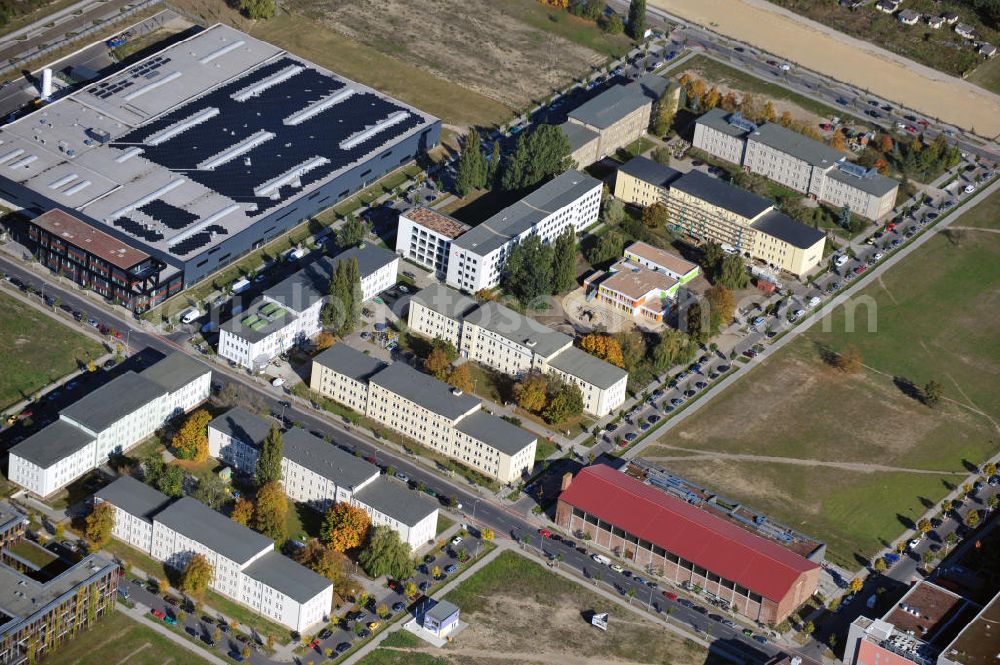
[231,277,251,294]
[180,308,201,324]
[591,553,611,565]
[284,247,307,262]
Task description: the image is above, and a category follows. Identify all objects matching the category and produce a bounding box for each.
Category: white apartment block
[9,353,211,497]
[311,344,537,484]
[393,171,601,294]
[219,243,398,371]
[207,409,439,549]
[406,284,628,417]
[94,477,332,633]
[693,108,899,221]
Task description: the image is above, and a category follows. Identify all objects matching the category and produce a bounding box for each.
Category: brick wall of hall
[556,499,800,624]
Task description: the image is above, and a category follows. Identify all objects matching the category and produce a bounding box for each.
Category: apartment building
[94,477,332,633]
[218,243,398,370]
[407,284,628,417]
[0,501,120,665]
[395,207,470,278]
[560,76,669,167]
[207,408,438,548]
[613,157,681,208]
[311,345,537,484]
[8,353,211,497]
[666,171,826,276]
[693,108,899,220]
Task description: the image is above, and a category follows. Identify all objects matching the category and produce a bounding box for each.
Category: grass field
[0,291,104,411]
[643,189,1000,567]
[49,610,213,665]
[500,0,634,58]
[967,56,1000,96]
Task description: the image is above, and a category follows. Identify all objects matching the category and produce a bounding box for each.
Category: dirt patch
[282,0,605,110]
[651,0,1000,137]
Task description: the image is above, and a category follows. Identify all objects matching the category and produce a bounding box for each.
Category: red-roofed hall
[556,465,820,624]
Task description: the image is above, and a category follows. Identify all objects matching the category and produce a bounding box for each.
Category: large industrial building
[2,24,439,310]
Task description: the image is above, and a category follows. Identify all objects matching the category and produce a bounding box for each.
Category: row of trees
[860,131,960,181]
[455,124,574,200]
[701,242,750,290]
[513,370,585,424]
[321,256,362,337]
[543,0,646,37]
[502,229,578,305]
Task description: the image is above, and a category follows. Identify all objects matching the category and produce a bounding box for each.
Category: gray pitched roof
[426,599,460,622]
[827,165,900,197]
[560,121,599,151]
[547,345,629,390]
[408,283,479,320]
[282,428,379,488]
[568,76,667,130]
[9,419,94,468]
[370,362,480,421]
[241,551,331,604]
[695,107,755,138]
[353,477,437,528]
[208,407,272,448]
[464,301,572,360]
[59,371,167,434]
[313,343,386,382]
[750,210,827,250]
[94,475,171,523]
[452,170,601,255]
[748,123,844,168]
[140,352,210,393]
[155,497,273,565]
[671,171,773,220]
[455,410,536,456]
[619,156,682,188]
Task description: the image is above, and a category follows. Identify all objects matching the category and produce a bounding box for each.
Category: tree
[85,502,115,549]
[503,234,554,305]
[651,86,679,136]
[514,371,549,413]
[873,557,887,573]
[685,301,706,344]
[499,124,573,192]
[716,254,749,290]
[431,565,442,579]
[192,473,229,510]
[829,131,847,151]
[552,227,577,295]
[652,328,696,372]
[849,577,863,594]
[721,91,739,113]
[983,462,997,477]
[481,527,494,542]
[252,481,288,543]
[966,509,980,528]
[157,465,184,498]
[779,110,793,127]
[762,101,777,123]
[487,141,502,187]
[358,526,414,580]
[295,540,355,596]
[239,0,274,19]
[626,0,646,38]
[641,202,669,228]
[335,216,368,249]
[231,498,254,526]
[879,134,894,154]
[424,346,452,380]
[836,346,863,373]
[603,13,624,34]
[626,586,636,604]
[322,257,362,336]
[405,581,418,598]
[180,554,214,598]
[543,381,584,424]
[802,620,815,636]
[315,332,335,351]
[580,334,625,368]
[988,495,999,512]
[924,380,944,406]
[321,502,372,552]
[705,285,735,333]
[454,129,488,196]
[172,409,211,461]
[255,425,284,488]
[917,518,932,535]
[446,363,474,393]
[585,229,625,265]
[701,86,720,111]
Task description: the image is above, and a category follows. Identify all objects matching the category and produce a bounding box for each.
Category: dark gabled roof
[369,362,480,421]
[619,156,682,189]
[154,497,273,565]
[353,477,437,528]
[454,410,536,457]
[312,343,386,382]
[695,107,755,138]
[560,121,599,151]
[560,465,819,602]
[671,171,773,220]
[548,345,629,390]
[208,407,272,448]
[59,371,167,434]
[748,123,844,168]
[827,165,900,197]
[426,599,460,622]
[94,475,171,523]
[568,76,668,130]
[463,301,572,360]
[750,210,826,250]
[241,551,332,604]
[407,282,479,320]
[140,352,210,393]
[9,419,94,468]
[281,427,379,488]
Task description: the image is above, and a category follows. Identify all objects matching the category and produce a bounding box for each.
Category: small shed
[898,9,921,25]
[424,600,461,638]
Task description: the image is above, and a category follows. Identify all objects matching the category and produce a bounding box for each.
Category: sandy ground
[650,0,1000,138]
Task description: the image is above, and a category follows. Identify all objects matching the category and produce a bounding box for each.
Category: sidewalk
[117,602,229,665]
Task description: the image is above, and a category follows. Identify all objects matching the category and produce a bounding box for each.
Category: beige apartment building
[613,156,681,207]
[311,344,536,484]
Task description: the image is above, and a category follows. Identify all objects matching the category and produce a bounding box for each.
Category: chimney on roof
[561,472,573,493]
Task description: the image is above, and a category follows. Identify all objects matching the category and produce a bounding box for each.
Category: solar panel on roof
[112,216,163,242]
[139,200,199,230]
[171,225,227,255]
[836,161,872,179]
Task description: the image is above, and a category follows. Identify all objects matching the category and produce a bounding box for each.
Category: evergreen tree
[454,129,487,196]
[502,235,554,305]
[252,481,288,544]
[626,0,647,39]
[500,125,573,191]
[340,257,361,337]
[335,216,368,248]
[552,227,577,294]
[255,425,284,488]
[487,140,502,187]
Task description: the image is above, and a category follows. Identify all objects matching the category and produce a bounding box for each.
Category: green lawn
[436,513,455,536]
[357,649,449,665]
[968,56,1000,96]
[286,500,324,543]
[0,292,104,412]
[643,189,1000,566]
[499,0,635,58]
[46,610,214,665]
[8,539,59,568]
